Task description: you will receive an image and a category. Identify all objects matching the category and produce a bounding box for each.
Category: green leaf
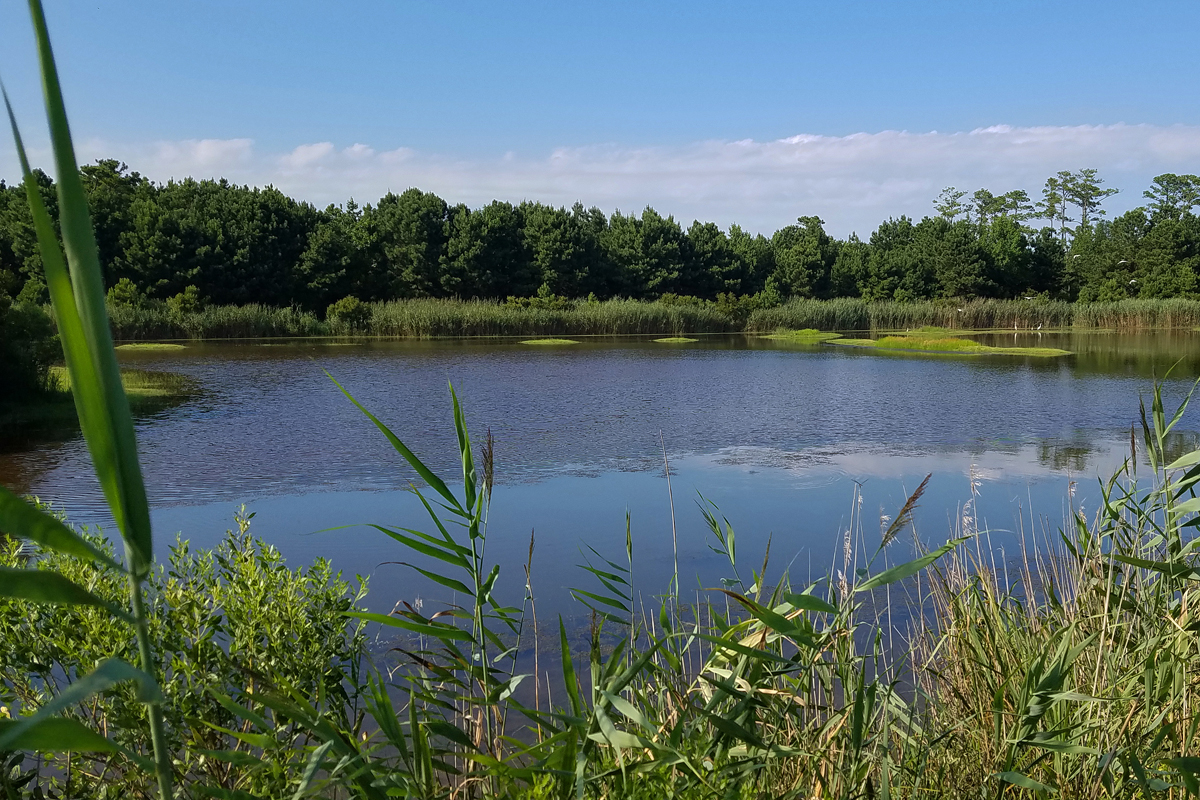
[1112,553,1200,581]
[1172,497,1200,516]
[372,526,469,569]
[326,373,460,510]
[0,566,134,623]
[292,740,334,800]
[391,560,473,596]
[450,383,477,514]
[0,717,119,752]
[571,588,631,613]
[1167,450,1200,471]
[995,771,1056,793]
[0,487,125,572]
[426,720,474,749]
[345,611,474,642]
[696,707,767,749]
[782,590,837,615]
[0,658,162,750]
[718,590,814,645]
[856,535,970,592]
[195,749,268,767]
[4,63,152,574]
[559,617,583,718]
[210,691,273,732]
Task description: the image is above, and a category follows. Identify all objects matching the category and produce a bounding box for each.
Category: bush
[165,285,202,316]
[326,295,373,333]
[0,507,368,798]
[106,277,145,308]
[0,292,57,401]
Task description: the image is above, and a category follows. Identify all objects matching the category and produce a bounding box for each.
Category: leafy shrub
[326,295,373,333]
[165,285,202,316]
[0,292,57,401]
[106,277,145,308]
[503,283,574,311]
[0,507,368,799]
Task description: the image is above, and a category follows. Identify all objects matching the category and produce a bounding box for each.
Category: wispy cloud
[56,123,1200,235]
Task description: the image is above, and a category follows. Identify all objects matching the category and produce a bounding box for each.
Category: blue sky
[2,0,1200,235]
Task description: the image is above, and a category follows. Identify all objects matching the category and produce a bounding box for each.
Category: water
[3,331,1198,615]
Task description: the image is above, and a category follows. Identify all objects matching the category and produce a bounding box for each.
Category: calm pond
[3,331,1198,615]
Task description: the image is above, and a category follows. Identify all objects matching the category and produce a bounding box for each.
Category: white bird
[956,307,964,313]
[1073,254,1083,259]
[1118,260,1129,265]
[1129,279,1138,285]
[1037,323,1043,330]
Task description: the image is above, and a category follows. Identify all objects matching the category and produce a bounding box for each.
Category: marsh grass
[761,328,843,342]
[830,335,1072,357]
[748,298,1200,332]
[107,303,325,341]
[519,338,579,345]
[368,297,736,338]
[652,337,699,343]
[95,297,1200,342]
[114,343,186,351]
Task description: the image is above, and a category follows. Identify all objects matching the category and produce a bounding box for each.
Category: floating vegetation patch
[115,342,186,351]
[762,328,843,342]
[828,335,1070,357]
[519,338,579,345]
[50,365,198,400]
[653,337,699,343]
[3,367,199,433]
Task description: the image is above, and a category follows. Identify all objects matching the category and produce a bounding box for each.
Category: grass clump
[831,334,1071,357]
[519,337,579,345]
[115,342,185,351]
[761,328,842,342]
[653,336,699,343]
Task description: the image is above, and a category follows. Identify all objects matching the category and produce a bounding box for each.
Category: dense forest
[1,161,1199,313]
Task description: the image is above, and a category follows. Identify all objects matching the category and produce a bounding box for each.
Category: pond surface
[3,331,1199,615]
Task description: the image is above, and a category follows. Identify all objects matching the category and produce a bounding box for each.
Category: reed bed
[100,296,1200,342]
[749,297,1200,332]
[107,303,326,340]
[366,297,738,337]
[1074,297,1200,329]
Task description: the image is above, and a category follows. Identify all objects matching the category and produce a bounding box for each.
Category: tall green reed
[0,2,171,796]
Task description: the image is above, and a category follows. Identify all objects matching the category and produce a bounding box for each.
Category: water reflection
[0,332,1196,613]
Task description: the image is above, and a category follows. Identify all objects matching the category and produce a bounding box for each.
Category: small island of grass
[115,342,187,351]
[1,366,198,432]
[828,335,1070,357]
[653,337,699,343]
[761,328,843,342]
[519,338,579,345]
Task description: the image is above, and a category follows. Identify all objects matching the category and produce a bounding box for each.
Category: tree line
[2,160,1199,313]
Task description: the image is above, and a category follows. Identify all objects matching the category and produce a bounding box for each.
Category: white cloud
[280,141,335,170]
[53,123,1200,235]
[143,138,254,173]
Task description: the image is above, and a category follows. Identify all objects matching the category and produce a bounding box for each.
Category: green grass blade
[291,740,334,800]
[0,487,125,571]
[0,717,121,752]
[0,566,134,622]
[0,657,162,750]
[326,371,461,509]
[9,11,153,573]
[450,383,477,512]
[856,535,971,593]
